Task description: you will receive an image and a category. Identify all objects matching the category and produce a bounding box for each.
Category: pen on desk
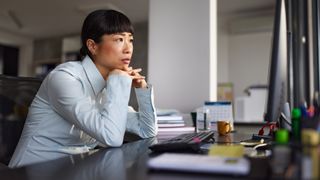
[312,91,320,119]
[291,108,301,141]
[307,106,315,118]
[299,103,308,118]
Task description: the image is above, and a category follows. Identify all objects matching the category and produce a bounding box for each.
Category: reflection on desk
[0,138,156,180]
[2,132,316,179]
[0,133,267,180]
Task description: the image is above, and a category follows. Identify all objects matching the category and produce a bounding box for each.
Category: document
[148,153,250,175]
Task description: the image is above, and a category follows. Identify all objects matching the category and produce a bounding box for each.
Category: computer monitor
[264,0,288,124]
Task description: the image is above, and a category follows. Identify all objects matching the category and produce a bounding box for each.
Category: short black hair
[80,9,134,58]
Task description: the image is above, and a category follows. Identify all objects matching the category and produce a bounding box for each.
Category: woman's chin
[120,65,129,70]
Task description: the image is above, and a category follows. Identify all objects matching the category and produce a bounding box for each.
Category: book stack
[156,109,195,141]
[157,115,184,128]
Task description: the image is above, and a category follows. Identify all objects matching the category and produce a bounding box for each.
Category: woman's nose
[123,40,133,54]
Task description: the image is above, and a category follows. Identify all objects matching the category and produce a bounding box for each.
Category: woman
[9,10,157,168]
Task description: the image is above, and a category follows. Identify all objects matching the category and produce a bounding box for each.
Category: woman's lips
[122,59,130,64]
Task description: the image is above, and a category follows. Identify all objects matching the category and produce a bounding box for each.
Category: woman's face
[92,32,133,71]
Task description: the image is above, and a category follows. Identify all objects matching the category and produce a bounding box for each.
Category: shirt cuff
[134,84,155,111]
[106,74,132,103]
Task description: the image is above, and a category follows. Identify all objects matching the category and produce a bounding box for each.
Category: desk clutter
[151,98,320,179]
[149,132,251,176]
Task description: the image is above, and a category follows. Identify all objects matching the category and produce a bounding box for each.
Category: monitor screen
[264,0,288,123]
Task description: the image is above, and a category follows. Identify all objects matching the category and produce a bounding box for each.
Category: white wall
[148,0,217,113]
[217,10,274,99]
[228,32,272,98]
[0,30,33,77]
[217,17,229,83]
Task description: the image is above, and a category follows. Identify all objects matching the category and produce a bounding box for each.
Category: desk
[0,132,273,180]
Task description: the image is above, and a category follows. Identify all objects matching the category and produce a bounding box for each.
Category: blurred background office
[0,0,276,121]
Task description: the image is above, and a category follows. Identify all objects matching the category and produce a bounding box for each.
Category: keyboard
[149,131,215,152]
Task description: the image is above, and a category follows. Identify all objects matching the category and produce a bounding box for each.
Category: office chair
[0,75,42,165]
[0,162,8,170]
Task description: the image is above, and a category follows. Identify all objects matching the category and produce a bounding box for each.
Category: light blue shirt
[9,56,157,168]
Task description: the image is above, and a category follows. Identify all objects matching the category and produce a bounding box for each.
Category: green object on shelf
[291,108,301,119]
[275,129,289,144]
[291,108,301,141]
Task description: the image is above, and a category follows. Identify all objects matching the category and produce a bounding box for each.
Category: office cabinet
[33,36,81,78]
[33,37,62,77]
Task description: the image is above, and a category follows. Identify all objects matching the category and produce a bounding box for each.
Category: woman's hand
[124,67,147,88]
[109,69,130,77]
[109,67,147,88]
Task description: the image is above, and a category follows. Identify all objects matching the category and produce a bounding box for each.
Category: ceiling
[0,0,149,39]
[218,0,275,15]
[0,0,275,40]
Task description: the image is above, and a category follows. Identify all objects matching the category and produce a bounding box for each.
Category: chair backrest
[0,162,8,170]
[0,75,42,165]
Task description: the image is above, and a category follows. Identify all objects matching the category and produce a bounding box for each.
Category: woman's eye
[130,39,134,43]
[116,38,123,42]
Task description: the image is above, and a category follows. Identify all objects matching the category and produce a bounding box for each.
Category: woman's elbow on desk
[100,132,125,147]
[140,126,158,139]
[107,141,123,147]
[149,126,158,137]
[104,138,123,147]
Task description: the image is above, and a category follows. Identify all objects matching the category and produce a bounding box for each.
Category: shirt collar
[82,55,106,95]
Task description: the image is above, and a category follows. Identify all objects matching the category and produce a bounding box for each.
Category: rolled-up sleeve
[47,71,132,147]
[126,85,158,138]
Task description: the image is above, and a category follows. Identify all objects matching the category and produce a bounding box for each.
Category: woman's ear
[86,39,97,56]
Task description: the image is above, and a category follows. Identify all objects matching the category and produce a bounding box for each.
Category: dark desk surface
[0,132,271,180]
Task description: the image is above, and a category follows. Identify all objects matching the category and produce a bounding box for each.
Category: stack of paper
[155,109,194,141]
[156,108,185,127]
[157,115,184,127]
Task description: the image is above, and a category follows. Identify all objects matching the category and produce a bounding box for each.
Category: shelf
[234,121,266,126]
[33,58,61,65]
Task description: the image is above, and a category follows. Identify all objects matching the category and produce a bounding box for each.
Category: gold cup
[217,120,231,136]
